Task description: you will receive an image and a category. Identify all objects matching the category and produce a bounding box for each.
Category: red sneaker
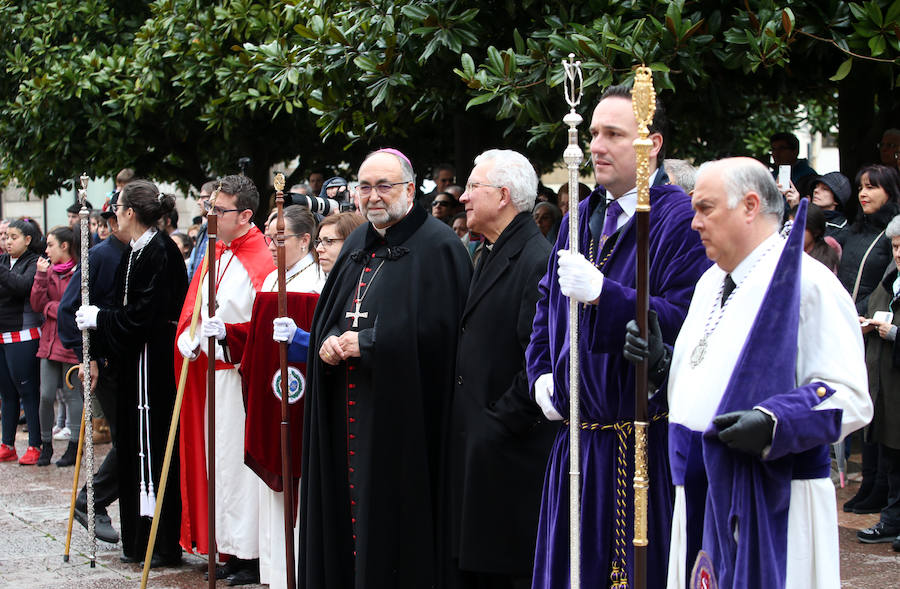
[0,443,17,462]
[18,446,40,465]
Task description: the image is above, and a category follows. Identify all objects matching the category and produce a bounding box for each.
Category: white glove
[75,305,100,330]
[273,317,298,343]
[557,249,604,303]
[534,372,564,421]
[177,329,201,360]
[201,315,227,341]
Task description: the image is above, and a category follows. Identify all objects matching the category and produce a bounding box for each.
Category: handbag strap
[852,230,886,302]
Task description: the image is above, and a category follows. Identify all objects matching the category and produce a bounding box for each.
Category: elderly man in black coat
[445,149,557,588]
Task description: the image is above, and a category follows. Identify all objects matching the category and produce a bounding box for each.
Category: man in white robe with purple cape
[627,157,872,588]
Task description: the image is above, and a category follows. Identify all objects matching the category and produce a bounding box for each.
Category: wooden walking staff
[630,66,656,589]
[63,367,87,563]
[561,53,584,589]
[206,184,220,589]
[139,236,213,588]
[273,172,297,589]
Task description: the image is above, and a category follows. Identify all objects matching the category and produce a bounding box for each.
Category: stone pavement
[0,432,263,589]
[1,430,899,588]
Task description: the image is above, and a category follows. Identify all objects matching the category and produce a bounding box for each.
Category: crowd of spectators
[1,127,899,577]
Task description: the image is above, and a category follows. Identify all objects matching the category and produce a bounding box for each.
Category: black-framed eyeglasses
[431,200,455,208]
[264,234,302,246]
[202,200,243,215]
[109,203,125,212]
[314,237,344,248]
[465,181,503,192]
[357,181,409,197]
[210,206,242,216]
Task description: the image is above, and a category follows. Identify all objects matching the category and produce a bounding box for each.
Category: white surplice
[199,249,261,559]
[666,232,872,589]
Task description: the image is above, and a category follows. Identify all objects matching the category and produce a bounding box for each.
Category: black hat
[67,200,94,215]
[812,172,851,208]
[319,176,348,199]
[100,191,119,219]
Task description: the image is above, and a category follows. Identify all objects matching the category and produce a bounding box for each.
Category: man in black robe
[445,149,557,588]
[299,148,472,589]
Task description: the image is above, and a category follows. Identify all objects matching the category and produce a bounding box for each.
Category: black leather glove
[713,410,775,456]
[623,310,670,388]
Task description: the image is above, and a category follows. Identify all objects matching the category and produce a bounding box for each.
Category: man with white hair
[445,149,557,588]
[627,157,872,588]
[299,148,472,589]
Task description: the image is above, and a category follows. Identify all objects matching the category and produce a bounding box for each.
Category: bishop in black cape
[298,204,472,588]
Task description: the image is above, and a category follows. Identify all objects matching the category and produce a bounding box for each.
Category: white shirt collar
[130,227,158,252]
[729,231,782,286]
[286,252,315,281]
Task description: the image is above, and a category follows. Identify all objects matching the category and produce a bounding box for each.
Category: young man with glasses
[175,174,275,586]
[299,148,472,589]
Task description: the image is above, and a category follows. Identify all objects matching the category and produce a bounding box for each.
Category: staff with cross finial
[561,53,584,589]
[273,172,297,589]
[630,66,656,589]
[64,173,97,567]
[140,183,221,588]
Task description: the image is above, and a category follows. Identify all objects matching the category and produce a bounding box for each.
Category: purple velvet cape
[525,185,711,588]
[675,200,843,589]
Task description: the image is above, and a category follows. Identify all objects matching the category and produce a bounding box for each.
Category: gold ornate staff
[562,53,584,589]
[274,172,297,589]
[631,66,656,589]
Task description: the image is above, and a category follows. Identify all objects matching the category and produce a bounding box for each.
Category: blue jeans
[0,340,41,447]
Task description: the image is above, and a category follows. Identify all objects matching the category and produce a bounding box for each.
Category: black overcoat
[94,231,188,560]
[446,212,557,576]
[299,205,472,589]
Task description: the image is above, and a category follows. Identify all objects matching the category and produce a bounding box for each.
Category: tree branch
[796,29,897,64]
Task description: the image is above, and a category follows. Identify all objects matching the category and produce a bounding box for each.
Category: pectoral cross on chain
[346,298,368,328]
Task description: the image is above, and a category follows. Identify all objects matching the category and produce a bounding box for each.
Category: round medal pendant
[690,337,708,368]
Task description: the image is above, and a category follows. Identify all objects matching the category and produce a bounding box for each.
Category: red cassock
[228,292,318,507]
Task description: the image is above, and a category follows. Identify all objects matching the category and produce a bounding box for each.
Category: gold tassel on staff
[273,172,297,589]
[561,53,584,589]
[631,66,657,589]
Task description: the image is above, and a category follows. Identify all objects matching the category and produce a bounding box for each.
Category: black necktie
[721,274,736,307]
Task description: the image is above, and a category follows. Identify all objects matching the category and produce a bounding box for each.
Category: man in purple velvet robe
[525,84,710,588]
